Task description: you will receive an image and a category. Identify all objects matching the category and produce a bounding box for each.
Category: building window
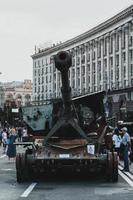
[41,68,44,75]
[131,64,133,77]
[88,76,90,83]
[78,78,80,86]
[42,59,44,66]
[128,92,131,100]
[92,63,95,73]
[110,37,113,53]
[122,52,126,62]
[81,45,85,54]
[46,76,48,83]
[98,42,101,57]
[104,59,107,69]
[49,66,52,73]
[72,80,75,88]
[38,77,40,85]
[124,80,126,87]
[116,34,119,51]
[124,66,126,78]
[92,51,95,60]
[42,86,44,92]
[116,55,119,66]
[130,50,133,61]
[131,78,133,86]
[122,30,126,49]
[83,76,85,84]
[46,67,48,74]
[42,94,44,100]
[50,56,54,64]
[42,77,44,84]
[76,47,80,55]
[76,57,80,65]
[93,74,96,84]
[54,83,56,90]
[110,57,113,66]
[46,58,48,66]
[104,38,107,55]
[82,66,85,75]
[77,68,80,76]
[34,78,36,85]
[98,61,101,71]
[72,68,75,77]
[49,76,51,82]
[81,55,85,64]
[99,73,101,81]
[38,69,40,76]
[71,49,75,57]
[116,68,119,79]
[111,69,113,80]
[129,36,133,46]
[87,64,90,71]
[87,53,90,62]
[45,85,48,92]
[72,58,75,66]
[38,60,40,67]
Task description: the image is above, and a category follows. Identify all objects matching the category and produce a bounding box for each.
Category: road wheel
[112,152,118,182]
[16,153,29,183]
[106,152,118,182]
[16,153,23,183]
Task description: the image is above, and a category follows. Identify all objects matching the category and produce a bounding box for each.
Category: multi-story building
[31,5,133,121]
[4,79,33,107]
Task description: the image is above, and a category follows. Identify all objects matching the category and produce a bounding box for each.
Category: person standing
[112,127,122,155]
[17,127,22,142]
[6,128,17,161]
[2,129,7,153]
[121,127,131,172]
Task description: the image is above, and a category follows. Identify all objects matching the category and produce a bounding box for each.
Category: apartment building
[31,5,133,121]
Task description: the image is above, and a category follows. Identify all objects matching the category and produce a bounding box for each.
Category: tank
[15,51,118,183]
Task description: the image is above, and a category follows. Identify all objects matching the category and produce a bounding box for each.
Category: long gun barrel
[54,51,72,115]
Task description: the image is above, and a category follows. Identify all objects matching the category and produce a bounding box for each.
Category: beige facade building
[4,80,33,107]
[31,5,133,121]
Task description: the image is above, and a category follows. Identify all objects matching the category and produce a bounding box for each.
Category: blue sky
[0,0,132,82]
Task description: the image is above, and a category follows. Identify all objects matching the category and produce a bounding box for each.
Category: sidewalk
[0,144,5,154]
[119,160,133,174]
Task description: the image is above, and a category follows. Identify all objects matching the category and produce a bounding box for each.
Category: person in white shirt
[112,127,122,156]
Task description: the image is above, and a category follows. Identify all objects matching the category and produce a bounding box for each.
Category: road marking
[0,155,6,158]
[2,168,13,171]
[119,170,133,187]
[21,183,37,197]
[118,165,133,181]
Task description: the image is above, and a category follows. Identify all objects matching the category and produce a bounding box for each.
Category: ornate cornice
[31,5,133,59]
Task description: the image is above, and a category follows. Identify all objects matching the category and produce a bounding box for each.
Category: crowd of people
[0,126,27,161]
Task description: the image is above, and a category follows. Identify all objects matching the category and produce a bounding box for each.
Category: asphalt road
[0,146,133,200]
